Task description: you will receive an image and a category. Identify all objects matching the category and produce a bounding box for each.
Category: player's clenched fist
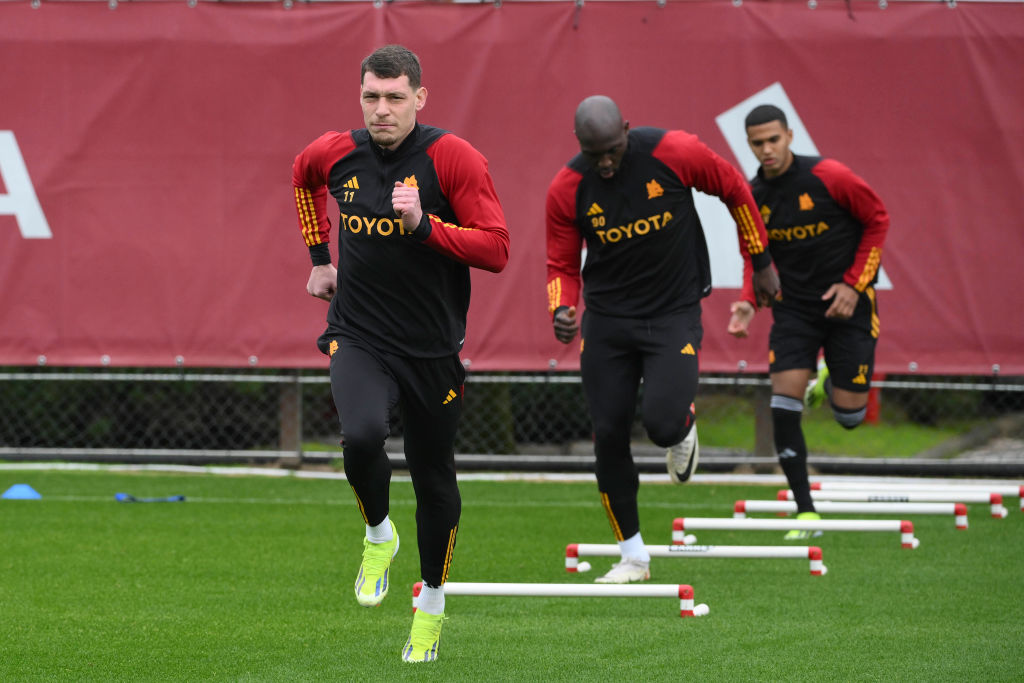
[552,305,579,344]
[392,181,423,234]
[307,263,338,301]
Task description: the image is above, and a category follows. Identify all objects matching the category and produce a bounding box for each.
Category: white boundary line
[2,462,1022,488]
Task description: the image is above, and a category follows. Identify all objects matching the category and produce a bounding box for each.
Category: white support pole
[812,482,1024,511]
[779,489,1008,518]
[565,543,826,576]
[735,500,968,529]
[673,517,919,548]
[412,581,702,617]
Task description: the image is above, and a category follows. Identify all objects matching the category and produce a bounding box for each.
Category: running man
[728,104,890,538]
[546,95,779,582]
[292,45,509,662]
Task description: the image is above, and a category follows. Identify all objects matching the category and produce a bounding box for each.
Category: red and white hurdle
[778,489,1008,518]
[673,517,919,548]
[735,500,969,529]
[565,543,826,576]
[412,581,707,618]
[812,481,1024,512]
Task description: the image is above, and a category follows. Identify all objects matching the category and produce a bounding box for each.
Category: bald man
[545,95,779,583]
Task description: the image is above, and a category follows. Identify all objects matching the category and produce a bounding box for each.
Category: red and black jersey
[749,154,888,304]
[545,127,771,318]
[293,124,509,358]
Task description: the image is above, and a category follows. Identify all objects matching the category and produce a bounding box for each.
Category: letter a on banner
[0,131,52,239]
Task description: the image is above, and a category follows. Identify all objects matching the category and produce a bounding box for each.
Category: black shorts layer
[769,286,879,393]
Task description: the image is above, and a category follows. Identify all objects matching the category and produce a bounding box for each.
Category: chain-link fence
[2,368,1023,472]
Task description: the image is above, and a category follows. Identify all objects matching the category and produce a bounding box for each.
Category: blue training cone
[2,484,42,500]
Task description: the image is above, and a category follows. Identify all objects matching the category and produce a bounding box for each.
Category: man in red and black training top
[728,104,889,539]
[292,44,509,663]
[545,95,780,584]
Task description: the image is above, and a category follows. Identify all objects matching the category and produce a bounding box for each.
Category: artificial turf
[1,468,1021,681]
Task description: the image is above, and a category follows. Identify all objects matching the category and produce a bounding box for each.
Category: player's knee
[339,423,389,456]
[646,420,687,448]
[832,403,866,430]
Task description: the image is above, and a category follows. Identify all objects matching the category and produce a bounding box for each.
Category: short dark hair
[361,44,422,90]
[745,104,787,129]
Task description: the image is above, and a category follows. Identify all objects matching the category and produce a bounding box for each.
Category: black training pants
[328,337,465,587]
[580,306,702,540]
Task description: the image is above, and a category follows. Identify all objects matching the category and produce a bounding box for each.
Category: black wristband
[751,250,772,271]
[309,243,331,266]
[410,215,432,241]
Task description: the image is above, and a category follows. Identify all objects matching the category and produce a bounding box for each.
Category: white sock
[366,515,393,543]
[417,584,445,615]
[618,531,650,563]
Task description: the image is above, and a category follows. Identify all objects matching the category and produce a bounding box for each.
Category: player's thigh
[823,298,877,406]
[580,312,642,426]
[769,302,824,375]
[398,354,465,462]
[639,309,701,430]
[329,340,397,447]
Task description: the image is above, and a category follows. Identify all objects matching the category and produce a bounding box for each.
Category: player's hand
[727,300,755,338]
[552,306,579,344]
[307,264,338,301]
[392,181,423,235]
[752,265,781,308]
[823,282,858,319]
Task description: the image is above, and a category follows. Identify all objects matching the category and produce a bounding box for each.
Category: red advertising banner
[1,1,1022,373]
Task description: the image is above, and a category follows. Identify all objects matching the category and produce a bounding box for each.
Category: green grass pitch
[1,469,1022,681]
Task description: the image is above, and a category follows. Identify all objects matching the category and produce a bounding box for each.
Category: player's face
[361,72,426,150]
[747,121,794,179]
[577,123,629,179]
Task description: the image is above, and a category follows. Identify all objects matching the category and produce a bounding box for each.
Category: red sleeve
[813,159,890,292]
[544,166,584,315]
[424,134,509,273]
[292,131,355,263]
[653,130,771,306]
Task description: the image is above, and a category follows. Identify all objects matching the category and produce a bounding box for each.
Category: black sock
[771,394,815,514]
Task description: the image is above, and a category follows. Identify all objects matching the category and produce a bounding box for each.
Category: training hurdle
[412,581,705,618]
[735,500,968,529]
[673,517,919,548]
[778,489,1008,518]
[812,482,1024,511]
[565,543,826,576]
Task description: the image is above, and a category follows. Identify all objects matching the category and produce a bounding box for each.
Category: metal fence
[1,368,1023,472]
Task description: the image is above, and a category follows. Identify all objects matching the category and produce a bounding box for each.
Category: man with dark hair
[546,95,779,583]
[360,44,422,100]
[292,44,509,662]
[729,104,889,538]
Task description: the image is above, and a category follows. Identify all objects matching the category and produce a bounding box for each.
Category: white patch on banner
[0,131,52,239]
[698,83,890,290]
